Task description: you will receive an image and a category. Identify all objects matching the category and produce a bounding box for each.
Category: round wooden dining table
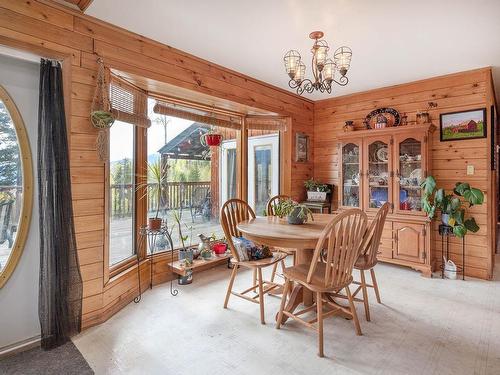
[237,213,335,321]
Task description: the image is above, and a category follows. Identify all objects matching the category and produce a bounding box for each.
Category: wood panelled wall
[0,0,313,328]
[314,68,497,279]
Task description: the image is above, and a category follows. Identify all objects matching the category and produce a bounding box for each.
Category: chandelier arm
[288,80,300,89]
[332,76,349,86]
[297,79,314,95]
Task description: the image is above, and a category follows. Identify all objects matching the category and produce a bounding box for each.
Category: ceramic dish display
[376,147,389,162]
[365,107,401,129]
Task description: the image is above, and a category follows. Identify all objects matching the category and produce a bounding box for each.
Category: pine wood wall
[0,0,313,328]
[314,68,497,279]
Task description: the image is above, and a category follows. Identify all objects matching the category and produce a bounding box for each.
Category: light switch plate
[467,165,475,175]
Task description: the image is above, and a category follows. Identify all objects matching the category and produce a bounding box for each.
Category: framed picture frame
[440,108,486,142]
[295,132,309,162]
[491,105,496,170]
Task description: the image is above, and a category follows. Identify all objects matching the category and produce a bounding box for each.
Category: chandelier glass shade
[284,31,352,95]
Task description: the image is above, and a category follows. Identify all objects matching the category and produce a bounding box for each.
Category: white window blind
[110,76,151,128]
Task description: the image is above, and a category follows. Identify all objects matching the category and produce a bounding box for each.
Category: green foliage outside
[167,159,210,182]
[0,101,20,188]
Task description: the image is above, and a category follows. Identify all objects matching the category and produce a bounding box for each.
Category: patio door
[220,140,237,204]
[248,134,280,215]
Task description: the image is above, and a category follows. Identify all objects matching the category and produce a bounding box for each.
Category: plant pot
[201,133,222,147]
[148,217,162,230]
[178,269,193,285]
[307,191,327,202]
[201,251,212,260]
[212,242,227,255]
[441,213,450,226]
[287,207,306,225]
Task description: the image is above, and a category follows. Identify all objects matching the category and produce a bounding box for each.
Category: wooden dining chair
[351,202,390,321]
[220,199,287,324]
[266,195,296,283]
[276,209,368,358]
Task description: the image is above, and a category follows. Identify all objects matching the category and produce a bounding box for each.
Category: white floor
[73,256,500,375]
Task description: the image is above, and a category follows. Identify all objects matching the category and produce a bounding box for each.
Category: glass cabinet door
[365,138,392,211]
[341,142,361,207]
[396,137,424,214]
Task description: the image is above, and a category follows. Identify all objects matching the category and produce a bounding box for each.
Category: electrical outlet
[467,165,475,175]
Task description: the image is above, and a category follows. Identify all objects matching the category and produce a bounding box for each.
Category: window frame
[105,86,149,281]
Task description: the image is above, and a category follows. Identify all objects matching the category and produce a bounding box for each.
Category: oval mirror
[0,85,33,288]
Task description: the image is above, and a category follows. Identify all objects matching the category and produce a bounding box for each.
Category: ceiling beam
[55,0,94,12]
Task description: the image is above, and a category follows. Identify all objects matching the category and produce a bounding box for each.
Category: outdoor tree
[0,101,20,187]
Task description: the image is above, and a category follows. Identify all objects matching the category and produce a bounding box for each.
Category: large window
[146,99,238,251]
[108,121,136,266]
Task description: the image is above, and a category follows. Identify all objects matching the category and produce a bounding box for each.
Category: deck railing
[110,181,211,217]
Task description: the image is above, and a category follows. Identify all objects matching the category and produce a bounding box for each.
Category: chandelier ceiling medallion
[284,31,352,96]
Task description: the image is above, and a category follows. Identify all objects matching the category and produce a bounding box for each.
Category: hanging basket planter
[90,57,115,161]
[91,110,115,129]
[200,133,223,147]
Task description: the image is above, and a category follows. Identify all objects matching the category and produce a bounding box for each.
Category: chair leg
[370,268,382,304]
[346,286,362,336]
[252,269,257,291]
[317,291,324,358]
[360,270,371,322]
[270,262,278,283]
[276,279,290,329]
[257,268,265,324]
[223,266,238,308]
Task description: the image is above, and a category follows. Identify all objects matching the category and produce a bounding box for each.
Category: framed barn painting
[440,108,486,142]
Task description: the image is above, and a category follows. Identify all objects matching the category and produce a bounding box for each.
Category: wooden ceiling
[58,0,93,11]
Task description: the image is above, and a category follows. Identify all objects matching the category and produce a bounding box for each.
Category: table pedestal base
[276,285,353,324]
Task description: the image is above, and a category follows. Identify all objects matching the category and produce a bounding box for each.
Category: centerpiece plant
[272,198,314,225]
[420,176,484,237]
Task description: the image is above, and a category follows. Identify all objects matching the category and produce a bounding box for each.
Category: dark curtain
[38,59,83,350]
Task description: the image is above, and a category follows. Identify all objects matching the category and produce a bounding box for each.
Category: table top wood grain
[236,214,335,249]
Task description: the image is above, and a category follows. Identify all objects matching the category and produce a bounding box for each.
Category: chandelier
[284,31,352,96]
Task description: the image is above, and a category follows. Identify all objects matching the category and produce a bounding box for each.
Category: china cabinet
[338,123,435,276]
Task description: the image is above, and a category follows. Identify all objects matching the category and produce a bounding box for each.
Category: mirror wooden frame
[0,85,33,288]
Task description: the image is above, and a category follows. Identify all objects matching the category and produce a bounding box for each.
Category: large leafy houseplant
[420,176,484,237]
[136,160,169,230]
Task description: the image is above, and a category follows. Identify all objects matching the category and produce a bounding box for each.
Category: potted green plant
[420,176,484,237]
[304,178,331,202]
[137,160,169,230]
[275,199,314,225]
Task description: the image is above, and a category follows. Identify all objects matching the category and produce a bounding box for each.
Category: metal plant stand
[134,224,178,303]
[439,224,465,280]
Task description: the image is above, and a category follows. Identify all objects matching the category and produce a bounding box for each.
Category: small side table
[438,224,465,280]
[135,225,178,303]
[301,201,332,214]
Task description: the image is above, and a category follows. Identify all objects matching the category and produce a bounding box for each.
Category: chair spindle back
[307,209,368,289]
[266,195,291,216]
[361,202,390,267]
[220,199,256,262]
